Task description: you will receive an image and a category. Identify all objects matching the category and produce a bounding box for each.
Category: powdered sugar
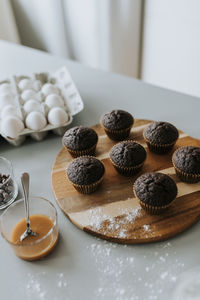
[87,238,185,300]
[88,206,142,239]
[24,272,69,300]
[118,229,127,238]
[143,224,150,231]
[21,237,187,300]
[172,267,200,300]
[26,273,47,300]
[88,207,107,231]
[160,271,168,279]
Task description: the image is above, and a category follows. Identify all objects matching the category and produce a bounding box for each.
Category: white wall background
[142,0,200,97]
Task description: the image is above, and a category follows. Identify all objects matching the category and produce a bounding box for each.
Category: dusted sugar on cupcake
[62,126,98,157]
[67,156,105,194]
[110,140,146,176]
[134,172,177,214]
[101,109,134,140]
[143,121,179,154]
[172,146,200,183]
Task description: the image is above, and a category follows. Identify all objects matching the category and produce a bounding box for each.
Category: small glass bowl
[0,156,18,210]
[0,197,58,261]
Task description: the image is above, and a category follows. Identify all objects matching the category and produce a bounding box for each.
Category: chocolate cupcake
[172,146,200,183]
[67,156,105,194]
[62,126,98,157]
[109,140,146,176]
[133,172,177,214]
[100,110,134,140]
[143,121,179,154]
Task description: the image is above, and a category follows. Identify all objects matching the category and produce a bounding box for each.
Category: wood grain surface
[51,119,200,244]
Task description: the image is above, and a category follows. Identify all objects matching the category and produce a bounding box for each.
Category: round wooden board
[51,119,200,244]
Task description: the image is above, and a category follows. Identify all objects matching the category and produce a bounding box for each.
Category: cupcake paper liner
[72,176,104,194]
[110,159,144,177]
[100,121,133,141]
[139,201,171,214]
[63,143,97,158]
[172,163,200,184]
[143,134,176,154]
[133,186,174,215]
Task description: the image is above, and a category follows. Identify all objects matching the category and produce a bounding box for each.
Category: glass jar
[0,156,18,210]
[0,197,58,260]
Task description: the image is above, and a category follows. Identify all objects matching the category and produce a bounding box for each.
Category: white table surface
[0,40,200,300]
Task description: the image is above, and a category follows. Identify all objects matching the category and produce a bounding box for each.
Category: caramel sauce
[11,214,58,260]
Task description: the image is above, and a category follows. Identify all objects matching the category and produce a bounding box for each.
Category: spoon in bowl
[20,172,37,242]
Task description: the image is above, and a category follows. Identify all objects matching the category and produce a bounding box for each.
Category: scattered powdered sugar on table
[172,267,200,300]
[57,273,68,288]
[26,273,46,300]
[87,239,185,300]
[84,203,186,299]
[24,272,69,300]
[22,237,187,300]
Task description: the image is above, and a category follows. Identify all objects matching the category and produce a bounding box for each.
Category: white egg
[45,94,64,108]
[21,89,36,102]
[0,93,15,109]
[1,116,24,139]
[23,99,43,114]
[48,107,69,126]
[25,111,47,131]
[32,80,42,92]
[41,83,59,96]
[0,83,12,94]
[18,79,33,91]
[1,105,22,120]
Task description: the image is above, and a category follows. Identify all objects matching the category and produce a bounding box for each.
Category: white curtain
[0,0,20,43]
[2,0,200,98]
[11,0,142,78]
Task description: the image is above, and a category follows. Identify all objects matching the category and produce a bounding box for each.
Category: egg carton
[0,66,84,146]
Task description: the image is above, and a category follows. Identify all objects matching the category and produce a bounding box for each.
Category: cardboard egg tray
[0,66,84,146]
